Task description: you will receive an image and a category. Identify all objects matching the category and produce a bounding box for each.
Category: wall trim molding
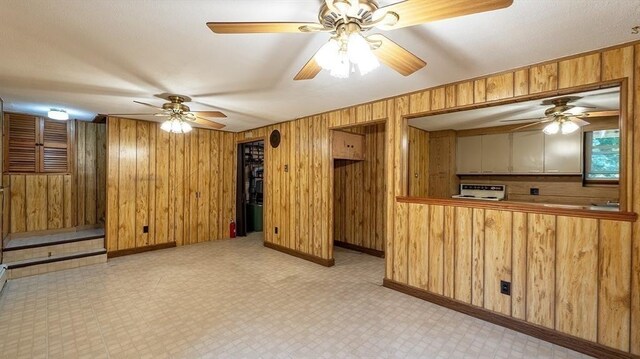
[107,242,176,258]
[264,241,335,267]
[383,278,637,359]
[334,240,384,258]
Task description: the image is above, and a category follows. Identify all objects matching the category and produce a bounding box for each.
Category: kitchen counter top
[396,196,637,222]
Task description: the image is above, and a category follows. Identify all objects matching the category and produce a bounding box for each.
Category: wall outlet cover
[500,280,511,296]
[530,188,540,195]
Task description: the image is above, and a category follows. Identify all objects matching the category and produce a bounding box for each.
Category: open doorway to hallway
[332,122,386,261]
[236,140,264,237]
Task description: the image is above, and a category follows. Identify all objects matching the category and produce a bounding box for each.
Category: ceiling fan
[206,0,513,80]
[110,95,227,132]
[502,96,619,135]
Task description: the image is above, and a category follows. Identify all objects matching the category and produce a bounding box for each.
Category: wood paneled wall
[408,126,429,197]
[106,117,235,251]
[427,130,457,198]
[76,122,106,226]
[238,40,640,355]
[8,174,73,233]
[333,123,386,252]
[399,201,632,351]
[4,120,106,234]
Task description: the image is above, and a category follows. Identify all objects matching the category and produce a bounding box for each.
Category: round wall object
[270,130,281,148]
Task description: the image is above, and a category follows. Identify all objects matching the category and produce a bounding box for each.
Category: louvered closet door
[6,114,38,173]
[40,119,69,172]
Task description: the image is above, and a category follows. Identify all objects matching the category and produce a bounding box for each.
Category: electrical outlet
[500,280,511,296]
[530,187,539,195]
[284,164,288,172]
[274,227,278,234]
[143,225,149,233]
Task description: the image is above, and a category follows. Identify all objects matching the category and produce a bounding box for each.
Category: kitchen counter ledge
[396,196,637,222]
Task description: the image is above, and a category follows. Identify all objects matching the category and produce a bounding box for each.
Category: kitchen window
[584,129,620,183]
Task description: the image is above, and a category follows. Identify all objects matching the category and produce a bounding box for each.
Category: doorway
[236,140,264,237]
[332,123,386,258]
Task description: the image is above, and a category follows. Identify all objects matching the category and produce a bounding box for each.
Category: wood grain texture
[558,53,601,88]
[511,212,526,320]
[486,73,514,101]
[598,220,631,351]
[471,208,484,307]
[526,213,556,328]
[555,216,598,341]
[105,117,235,251]
[407,203,428,290]
[529,63,558,93]
[453,206,473,304]
[483,209,512,316]
[427,205,444,294]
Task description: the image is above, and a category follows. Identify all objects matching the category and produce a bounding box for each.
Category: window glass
[586,129,620,180]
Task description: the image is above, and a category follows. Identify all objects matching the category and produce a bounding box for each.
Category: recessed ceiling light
[48,109,69,120]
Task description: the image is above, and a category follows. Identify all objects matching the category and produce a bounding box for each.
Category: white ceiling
[0,0,638,132]
[409,87,621,131]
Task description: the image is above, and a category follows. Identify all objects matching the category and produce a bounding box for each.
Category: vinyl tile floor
[0,232,590,358]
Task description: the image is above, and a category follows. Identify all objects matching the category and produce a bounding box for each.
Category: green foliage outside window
[587,129,620,180]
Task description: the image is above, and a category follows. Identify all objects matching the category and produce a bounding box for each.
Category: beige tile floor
[0,232,589,359]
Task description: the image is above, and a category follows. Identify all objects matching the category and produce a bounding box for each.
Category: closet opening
[332,122,386,260]
[236,140,264,237]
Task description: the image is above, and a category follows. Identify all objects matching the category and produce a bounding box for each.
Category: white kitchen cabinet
[456,135,482,174]
[481,134,511,174]
[512,131,544,173]
[544,130,582,174]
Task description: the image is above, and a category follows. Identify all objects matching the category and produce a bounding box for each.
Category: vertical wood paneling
[555,216,598,341]
[25,175,47,231]
[514,69,529,97]
[474,79,486,103]
[526,213,556,328]
[529,63,558,93]
[409,90,430,114]
[135,121,149,247]
[511,212,527,320]
[431,87,446,110]
[10,175,26,233]
[117,119,136,250]
[84,123,97,224]
[454,207,473,303]
[46,175,63,229]
[443,206,455,298]
[471,208,485,307]
[598,220,631,351]
[106,118,119,251]
[427,205,444,295]
[632,43,640,356]
[456,82,474,106]
[483,210,512,316]
[558,53,601,88]
[486,73,514,101]
[392,201,408,284]
[76,121,86,225]
[407,203,428,290]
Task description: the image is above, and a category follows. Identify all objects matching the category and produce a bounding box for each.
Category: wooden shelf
[396,196,637,222]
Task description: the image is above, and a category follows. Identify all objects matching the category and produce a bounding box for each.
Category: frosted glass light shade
[316,39,340,70]
[543,121,560,135]
[48,109,69,120]
[560,120,580,134]
[161,118,193,133]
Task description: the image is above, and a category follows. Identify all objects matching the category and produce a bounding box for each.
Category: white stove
[452,184,506,201]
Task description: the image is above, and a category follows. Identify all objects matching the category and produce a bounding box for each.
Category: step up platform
[3,228,106,279]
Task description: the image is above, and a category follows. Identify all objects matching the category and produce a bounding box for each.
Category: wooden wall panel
[558,53,601,88]
[486,73,514,101]
[483,210,512,316]
[453,207,472,304]
[471,208,484,307]
[105,117,235,251]
[555,216,598,341]
[511,212,526,320]
[529,63,558,93]
[76,121,107,227]
[427,204,444,294]
[407,203,428,290]
[526,213,556,328]
[333,124,386,252]
[408,126,429,197]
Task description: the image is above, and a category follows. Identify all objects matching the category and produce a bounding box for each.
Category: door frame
[236,137,266,238]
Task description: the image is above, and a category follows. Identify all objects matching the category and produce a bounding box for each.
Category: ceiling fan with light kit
[110,94,227,133]
[502,96,620,135]
[207,0,514,80]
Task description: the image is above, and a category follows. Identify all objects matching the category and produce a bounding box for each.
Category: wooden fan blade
[191,111,227,118]
[207,22,320,34]
[500,117,546,123]
[567,117,590,127]
[374,0,513,30]
[185,115,225,130]
[368,34,426,76]
[511,119,553,132]
[133,100,163,110]
[294,54,322,81]
[109,113,166,117]
[578,110,620,118]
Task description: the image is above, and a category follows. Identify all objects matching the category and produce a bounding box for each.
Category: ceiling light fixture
[48,109,69,121]
[161,115,193,133]
[542,117,580,135]
[315,26,379,79]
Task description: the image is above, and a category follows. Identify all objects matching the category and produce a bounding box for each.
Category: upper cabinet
[456,130,582,175]
[512,131,544,174]
[480,134,510,174]
[544,130,582,174]
[4,113,70,173]
[332,130,364,161]
[457,136,482,174]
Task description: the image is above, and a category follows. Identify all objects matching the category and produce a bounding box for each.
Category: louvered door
[5,114,70,173]
[6,114,39,173]
[40,119,69,172]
